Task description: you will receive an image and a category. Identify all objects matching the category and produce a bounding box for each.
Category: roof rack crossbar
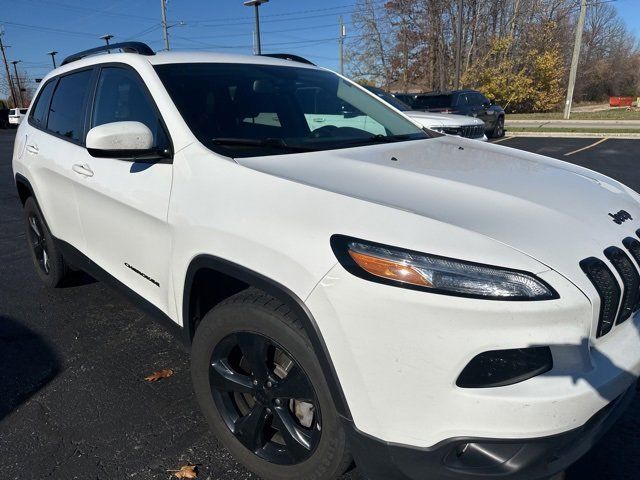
[61,42,155,66]
[259,53,315,66]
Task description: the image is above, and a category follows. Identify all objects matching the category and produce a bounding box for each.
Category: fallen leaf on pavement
[144,368,174,382]
[168,465,197,479]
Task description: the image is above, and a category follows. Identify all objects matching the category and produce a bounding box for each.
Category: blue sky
[1,0,639,86]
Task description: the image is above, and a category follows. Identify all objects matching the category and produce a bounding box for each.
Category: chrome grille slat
[604,246,640,325]
[581,237,640,337]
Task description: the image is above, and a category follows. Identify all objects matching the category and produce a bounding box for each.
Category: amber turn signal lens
[348,250,432,287]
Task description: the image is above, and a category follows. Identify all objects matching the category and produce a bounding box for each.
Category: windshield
[155,63,429,157]
[413,94,453,110]
[364,86,411,111]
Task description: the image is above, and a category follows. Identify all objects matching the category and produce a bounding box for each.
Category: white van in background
[9,108,28,126]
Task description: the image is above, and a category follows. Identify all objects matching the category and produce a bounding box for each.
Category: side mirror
[86,121,168,160]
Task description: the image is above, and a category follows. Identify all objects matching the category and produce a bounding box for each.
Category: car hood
[404,111,484,128]
[236,136,640,290]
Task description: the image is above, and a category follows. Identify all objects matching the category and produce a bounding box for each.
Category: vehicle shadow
[57,270,97,288]
[532,319,640,479]
[0,315,61,420]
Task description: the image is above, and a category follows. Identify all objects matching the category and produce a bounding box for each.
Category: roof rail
[259,53,316,66]
[61,42,155,66]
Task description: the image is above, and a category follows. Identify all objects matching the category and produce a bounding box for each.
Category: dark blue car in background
[395,89,505,138]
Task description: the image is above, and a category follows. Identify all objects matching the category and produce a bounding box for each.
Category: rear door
[24,70,95,253]
[74,65,174,313]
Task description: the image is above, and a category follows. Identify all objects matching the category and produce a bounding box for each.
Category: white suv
[12,42,640,480]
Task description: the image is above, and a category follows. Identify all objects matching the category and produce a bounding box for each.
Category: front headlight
[331,235,558,300]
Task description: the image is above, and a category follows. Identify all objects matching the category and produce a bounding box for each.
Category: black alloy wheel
[27,213,50,275]
[209,331,322,465]
[23,197,68,287]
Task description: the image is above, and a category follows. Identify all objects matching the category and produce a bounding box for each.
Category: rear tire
[23,197,68,287]
[191,288,351,480]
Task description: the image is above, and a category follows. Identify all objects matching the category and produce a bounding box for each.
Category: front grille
[440,125,485,139]
[581,236,640,337]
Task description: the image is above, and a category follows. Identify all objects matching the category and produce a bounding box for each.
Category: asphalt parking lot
[1,129,639,480]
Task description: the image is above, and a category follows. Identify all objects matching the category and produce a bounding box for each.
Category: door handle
[72,164,94,177]
[26,144,39,155]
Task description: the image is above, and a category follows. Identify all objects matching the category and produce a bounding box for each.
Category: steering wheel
[311,125,339,138]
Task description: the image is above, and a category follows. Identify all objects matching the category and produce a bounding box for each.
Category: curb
[502,131,640,139]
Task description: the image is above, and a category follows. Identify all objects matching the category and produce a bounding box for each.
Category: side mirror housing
[86,121,169,160]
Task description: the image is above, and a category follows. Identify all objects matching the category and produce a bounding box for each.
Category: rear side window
[91,67,168,148]
[20,109,28,114]
[414,94,452,109]
[30,80,56,127]
[47,69,93,142]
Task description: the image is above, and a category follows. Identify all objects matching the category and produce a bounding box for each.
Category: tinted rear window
[47,69,93,141]
[30,80,56,127]
[413,95,453,109]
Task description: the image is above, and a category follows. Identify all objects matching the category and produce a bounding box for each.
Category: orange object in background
[610,96,634,107]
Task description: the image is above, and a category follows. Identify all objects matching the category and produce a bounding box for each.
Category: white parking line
[564,137,609,156]
[491,136,514,144]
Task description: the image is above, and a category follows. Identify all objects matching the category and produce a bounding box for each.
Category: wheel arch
[15,173,34,205]
[183,254,352,419]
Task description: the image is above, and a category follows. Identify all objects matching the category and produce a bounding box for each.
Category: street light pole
[100,34,114,53]
[244,0,269,55]
[11,60,24,107]
[47,51,58,69]
[563,0,587,120]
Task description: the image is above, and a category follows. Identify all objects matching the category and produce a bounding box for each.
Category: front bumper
[307,263,640,448]
[344,382,637,480]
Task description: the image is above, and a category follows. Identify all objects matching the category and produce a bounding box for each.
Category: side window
[47,70,93,141]
[30,80,56,128]
[91,67,167,148]
[457,94,469,106]
[470,93,484,106]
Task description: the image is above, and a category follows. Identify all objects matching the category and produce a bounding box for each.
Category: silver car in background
[365,86,487,141]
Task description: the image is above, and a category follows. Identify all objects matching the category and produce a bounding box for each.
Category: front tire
[191,288,351,480]
[23,197,68,287]
[490,116,505,138]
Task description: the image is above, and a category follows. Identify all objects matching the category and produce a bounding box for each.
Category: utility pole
[160,0,170,51]
[11,60,24,107]
[47,51,58,69]
[454,0,463,90]
[563,0,587,120]
[0,33,18,107]
[338,16,346,75]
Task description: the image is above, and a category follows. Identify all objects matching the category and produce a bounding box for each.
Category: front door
[74,65,174,314]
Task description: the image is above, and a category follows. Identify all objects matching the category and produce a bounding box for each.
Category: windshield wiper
[211,137,316,152]
[331,134,413,147]
[367,134,412,143]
